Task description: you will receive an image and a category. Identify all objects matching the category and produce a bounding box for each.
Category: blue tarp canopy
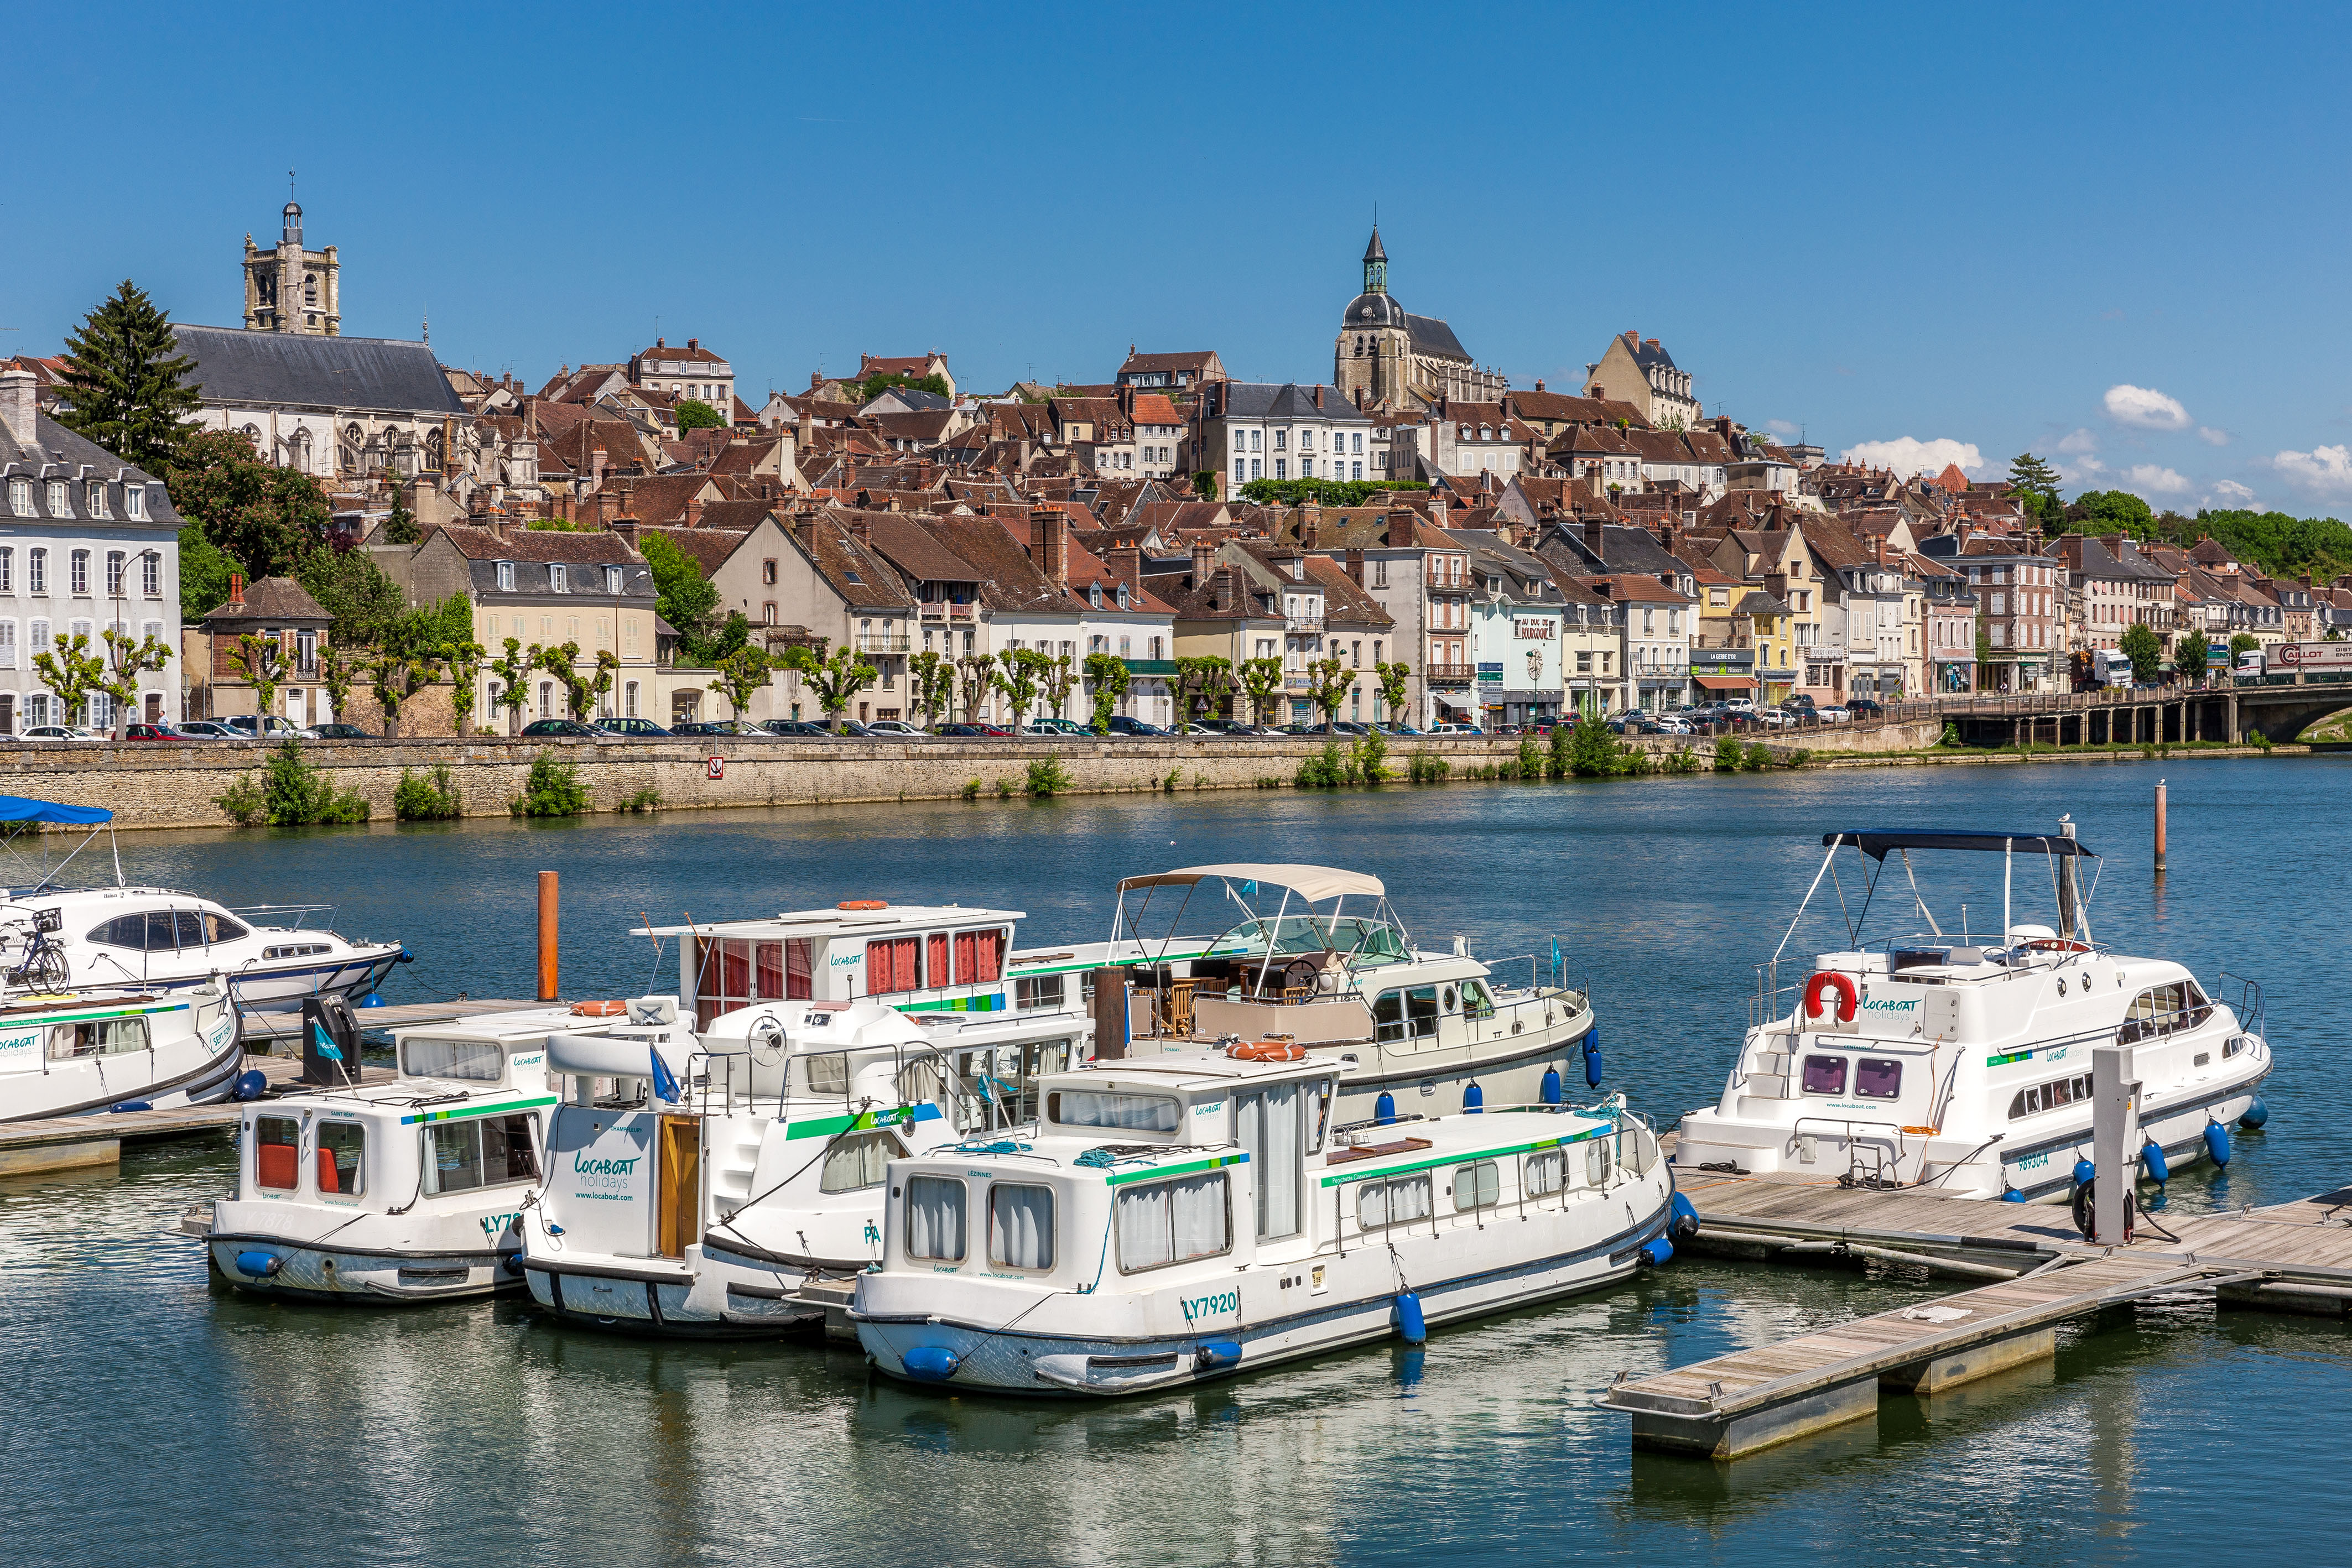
[1824,830,2094,860]
[0,797,112,825]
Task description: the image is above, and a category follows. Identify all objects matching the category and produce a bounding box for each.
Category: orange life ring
[570,999,626,1018]
[1803,971,1859,1023]
[1226,1040,1308,1062]
[837,900,889,911]
[2027,937,2092,953]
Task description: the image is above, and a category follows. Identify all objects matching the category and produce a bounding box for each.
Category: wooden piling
[2153,779,2167,873]
[538,871,560,1001]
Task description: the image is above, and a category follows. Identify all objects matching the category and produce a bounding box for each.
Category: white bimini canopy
[1115,864,1383,903]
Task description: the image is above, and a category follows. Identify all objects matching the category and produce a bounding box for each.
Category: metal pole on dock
[2153,779,2168,875]
[538,871,559,1001]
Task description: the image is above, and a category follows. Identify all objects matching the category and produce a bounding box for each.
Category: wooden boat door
[655,1115,702,1257]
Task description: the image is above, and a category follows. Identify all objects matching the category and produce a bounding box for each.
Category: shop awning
[1693,674,1758,690]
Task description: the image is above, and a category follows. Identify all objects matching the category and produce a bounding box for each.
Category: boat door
[1234,1080,1305,1242]
[655,1115,702,1257]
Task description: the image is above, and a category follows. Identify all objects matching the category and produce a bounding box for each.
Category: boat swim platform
[1603,1164,2352,1459]
[0,1002,549,1176]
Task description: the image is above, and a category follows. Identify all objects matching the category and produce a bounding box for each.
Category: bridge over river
[1871,673,2352,747]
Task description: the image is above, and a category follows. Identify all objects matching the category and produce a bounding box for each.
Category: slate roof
[202,576,330,624]
[864,388,951,414]
[174,325,465,414]
[428,523,657,603]
[0,413,183,530]
[1405,314,1471,363]
[1213,382,1373,425]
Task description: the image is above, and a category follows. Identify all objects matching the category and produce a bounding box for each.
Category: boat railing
[2217,970,2265,1040]
[230,903,339,933]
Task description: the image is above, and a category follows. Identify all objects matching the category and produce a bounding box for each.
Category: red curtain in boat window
[867,936,921,996]
[721,940,751,1001]
[928,934,950,991]
[786,939,813,1001]
[954,928,1005,985]
[755,943,785,999]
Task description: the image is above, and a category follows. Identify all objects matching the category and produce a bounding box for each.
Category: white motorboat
[0,982,240,1119]
[1055,863,1602,1119]
[192,1004,621,1303]
[0,796,406,1041]
[521,993,1091,1336]
[1673,827,2274,1201]
[852,1045,1685,1397]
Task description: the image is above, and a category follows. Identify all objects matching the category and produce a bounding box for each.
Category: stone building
[242,202,340,336]
[189,575,334,727]
[1584,330,1701,430]
[1332,228,1506,411]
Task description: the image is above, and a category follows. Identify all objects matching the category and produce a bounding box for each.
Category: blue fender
[1393,1290,1427,1344]
[2204,1121,2232,1168]
[1641,1236,1675,1267]
[2238,1095,2268,1130]
[231,1070,267,1103]
[1668,1191,1699,1242]
[1462,1081,1483,1114]
[235,1251,282,1279]
[2001,1187,2027,1202]
[1374,1091,1397,1127]
[1194,1340,1243,1372]
[901,1346,960,1382]
[1581,1028,1605,1089]
[107,1100,153,1113]
[2141,1139,2169,1184]
[1540,1067,1563,1106]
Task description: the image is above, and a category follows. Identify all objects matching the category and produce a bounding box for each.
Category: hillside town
[2,208,2335,738]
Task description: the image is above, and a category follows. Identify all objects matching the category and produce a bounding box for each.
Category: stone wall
[1,720,1942,831]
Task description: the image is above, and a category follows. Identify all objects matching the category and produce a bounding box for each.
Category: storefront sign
[1512,619,1555,640]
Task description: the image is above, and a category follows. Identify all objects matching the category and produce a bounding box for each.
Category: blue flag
[1240,881,1257,898]
[310,1020,343,1061]
[649,1046,681,1104]
[1550,936,1560,975]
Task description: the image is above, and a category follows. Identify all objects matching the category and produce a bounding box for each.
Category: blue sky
[8,3,2347,515]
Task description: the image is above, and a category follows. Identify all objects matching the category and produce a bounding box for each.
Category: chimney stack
[0,369,37,447]
[1383,507,1414,549]
[1345,547,1365,585]
[1031,504,1069,590]
[1581,516,1606,561]
[1190,537,1215,590]
[230,573,246,606]
[1106,545,1142,596]
[1301,502,1323,550]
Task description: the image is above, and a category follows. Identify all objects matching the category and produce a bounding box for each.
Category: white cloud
[2209,479,2256,507]
[2104,383,2192,431]
[2050,429,2105,485]
[2121,463,2192,497]
[2270,445,2352,501]
[1838,436,1984,477]
[2198,426,2229,446]
[1765,419,1801,436]
[2056,428,2099,455]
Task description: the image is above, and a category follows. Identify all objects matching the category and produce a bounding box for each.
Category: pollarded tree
[792,645,878,731]
[1240,657,1286,728]
[1305,655,1353,727]
[955,653,997,724]
[31,633,108,730]
[1082,652,1129,733]
[709,645,778,720]
[443,639,487,734]
[996,648,1058,732]
[1173,654,1234,723]
[487,638,538,733]
[1042,653,1079,723]
[908,650,954,727]
[1376,660,1413,725]
[55,279,200,472]
[97,628,173,738]
[371,647,445,737]
[316,643,362,726]
[225,633,289,722]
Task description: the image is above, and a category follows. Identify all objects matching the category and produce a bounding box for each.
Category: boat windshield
[1205,914,1410,968]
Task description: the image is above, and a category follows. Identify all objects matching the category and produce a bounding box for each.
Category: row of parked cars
[514,716,1473,742]
[1,716,379,744]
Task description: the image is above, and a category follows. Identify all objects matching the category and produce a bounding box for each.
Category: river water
[3,759,2345,1567]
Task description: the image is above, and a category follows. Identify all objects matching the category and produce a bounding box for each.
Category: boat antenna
[1898,848,1942,937]
[640,909,665,993]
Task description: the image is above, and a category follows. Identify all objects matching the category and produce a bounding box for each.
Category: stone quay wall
[0,720,1943,831]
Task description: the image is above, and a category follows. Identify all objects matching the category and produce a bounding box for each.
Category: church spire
[1362,225,1387,295]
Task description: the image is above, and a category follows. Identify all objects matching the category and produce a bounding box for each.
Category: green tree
[852,371,951,403]
[2229,632,2261,659]
[2007,452,2065,535]
[1375,660,1412,725]
[443,638,488,732]
[1173,654,1234,722]
[908,650,954,726]
[166,428,331,577]
[224,633,288,721]
[2175,634,2209,685]
[639,532,722,659]
[1240,657,1286,727]
[296,544,411,649]
[370,647,445,737]
[54,279,200,472]
[1042,653,1079,723]
[1237,478,1429,507]
[96,629,172,737]
[31,633,108,728]
[1081,652,1129,732]
[382,487,420,546]
[487,638,538,734]
[1191,471,1217,501]
[996,648,1057,731]
[1304,655,1352,726]
[2119,621,2164,685]
[1568,711,1627,777]
[317,642,362,725]
[178,523,246,623]
[2067,489,2156,537]
[534,641,616,721]
[676,398,725,433]
[790,645,877,730]
[709,645,778,719]
[955,653,998,724]
[510,752,590,817]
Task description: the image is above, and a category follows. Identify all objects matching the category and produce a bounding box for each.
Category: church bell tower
[243,199,341,336]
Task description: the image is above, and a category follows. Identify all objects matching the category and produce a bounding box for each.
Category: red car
[123,723,207,741]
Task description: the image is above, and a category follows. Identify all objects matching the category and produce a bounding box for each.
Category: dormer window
[1115,584,1130,609]
[606,566,623,595]
[125,485,145,520]
[549,564,568,592]
[87,483,108,520]
[1089,583,1103,608]
[6,479,25,515]
[496,561,516,591]
[46,481,67,516]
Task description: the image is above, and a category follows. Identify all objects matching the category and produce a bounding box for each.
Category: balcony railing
[1123,658,1177,676]
[1286,613,1325,631]
[1425,664,1476,684]
[918,603,976,622]
[857,634,912,655]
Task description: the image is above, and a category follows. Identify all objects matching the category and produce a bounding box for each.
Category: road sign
[706,756,725,779]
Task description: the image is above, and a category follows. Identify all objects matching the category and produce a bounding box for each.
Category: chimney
[1534,378,1546,393]
[850,514,871,544]
[1345,547,1365,585]
[1190,537,1215,589]
[1107,545,1142,595]
[1301,502,1322,550]
[596,488,619,528]
[1383,506,1414,549]
[1031,504,1069,589]
[610,518,638,548]
[687,337,698,352]
[590,444,608,490]
[1581,516,1606,561]
[810,372,823,391]
[685,497,704,526]
[1313,384,1324,409]
[0,369,37,446]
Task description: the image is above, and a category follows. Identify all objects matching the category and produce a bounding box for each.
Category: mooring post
[2153,779,2167,874]
[538,870,559,1001]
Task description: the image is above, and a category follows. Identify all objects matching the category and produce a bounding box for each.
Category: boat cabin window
[1014,973,1066,1010]
[1308,1077,1333,1152]
[1854,1058,1903,1099]
[819,1128,905,1194]
[86,912,194,951]
[1801,1055,1848,1095]
[800,1052,851,1096]
[1115,1170,1231,1272]
[904,1175,967,1260]
[2008,1071,2094,1119]
[254,1115,302,1190]
[1211,914,1407,967]
[1372,986,1440,1044]
[953,928,1006,986]
[694,936,813,1027]
[399,1037,504,1082]
[1526,1148,1565,1196]
[1236,1082,1303,1242]
[1049,1090,1179,1133]
[204,914,248,943]
[1585,1137,1612,1187]
[317,1121,365,1196]
[423,1113,540,1196]
[1461,980,1494,1019]
[866,936,923,996]
[48,1015,147,1059]
[1452,1160,1500,1211]
[1356,1173,1432,1231]
[988,1182,1055,1270]
[2121,981,2211,1043]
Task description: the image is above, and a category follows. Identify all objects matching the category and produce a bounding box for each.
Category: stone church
[242,202,340,335]
[1333,227,1506,411]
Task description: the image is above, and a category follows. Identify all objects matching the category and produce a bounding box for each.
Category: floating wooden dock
[0,999,542,1176]
[1602,1164,2352,1459]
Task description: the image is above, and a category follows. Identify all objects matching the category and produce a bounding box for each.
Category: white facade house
[628,338,734,414]
[1204,382,1375,490]
[0,372,182,731]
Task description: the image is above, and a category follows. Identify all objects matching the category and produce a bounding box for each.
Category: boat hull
[207,1235,518,1303]
[521,1245,826,1338]
[0,994,241,1122]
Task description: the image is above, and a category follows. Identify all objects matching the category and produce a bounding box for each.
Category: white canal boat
[1673,827,2273,1201]
[195,1005,615,1302]
[0,982,240,1120]
[852,1046,1685,1397]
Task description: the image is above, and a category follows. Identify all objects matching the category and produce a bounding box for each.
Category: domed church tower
[1336,226,1409,407]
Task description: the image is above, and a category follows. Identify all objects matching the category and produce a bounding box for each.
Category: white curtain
[990,1184,1054,1269]
[1237,1084,1301,1241]
[820,1131,899,1194]
[1057,1091,1179,1132]
[1169,1173,1228,1261]
[1454,1160,1498,1211]
[1117,1182,1171,1271]
[400,1038,503,1082]
[1387,1174,1432,1225]
[906,1176,966,1260]
[1526,1150,1563,1197]
[1117,1173,1229,1271]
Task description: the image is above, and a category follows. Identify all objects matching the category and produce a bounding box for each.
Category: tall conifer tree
[56,280,199,471]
